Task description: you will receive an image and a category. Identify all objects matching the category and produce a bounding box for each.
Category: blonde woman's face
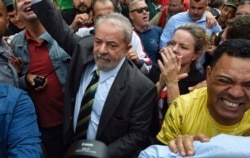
[168,29,199,67]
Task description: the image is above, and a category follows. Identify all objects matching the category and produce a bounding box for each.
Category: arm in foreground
[7,87,42,157]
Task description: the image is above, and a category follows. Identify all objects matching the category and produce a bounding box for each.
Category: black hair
[6,4,14,12]
[210,39,250,67]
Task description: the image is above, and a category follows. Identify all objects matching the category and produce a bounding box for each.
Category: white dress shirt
[74,58,125,139]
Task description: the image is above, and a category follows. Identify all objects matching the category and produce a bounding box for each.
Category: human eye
[180,45,188,50]
[243,83,250,90]
[214,77,232,85]
[94,39,102,46]
[168,41,175,46]
[108,43,118,50]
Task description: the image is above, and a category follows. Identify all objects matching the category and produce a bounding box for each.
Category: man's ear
[5,16,9,30]
[206,66,212,83]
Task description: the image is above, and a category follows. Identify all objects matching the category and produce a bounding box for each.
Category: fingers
[168,135,194,156]
[177,135,195,156]
[169,134,210,157]
[34,78,47,91]
[26,74,47,91]
[71,13,92,30]
[168,139,178,153]
[193,134,210,142]
[177,73,188,80]
[126,50,139,64]
[160,47,176,67]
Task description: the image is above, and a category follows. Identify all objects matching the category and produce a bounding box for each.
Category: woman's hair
[175,23,209,53]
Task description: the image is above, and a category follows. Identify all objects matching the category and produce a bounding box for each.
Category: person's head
[217,0,237,26]
[0,0,8,38]
[92,0,115,22]
[168,0,185,16]
[14,0,38,22]
[209,0,225,9]
[189,0,208,21]
[168,23,209,69]
[4,0,25,30]
[72,0,92,13]
[235,0,250,16]
[206,39,250,125]
[94,13,132,71]
[220,14,250,44]
[129,0,149,29]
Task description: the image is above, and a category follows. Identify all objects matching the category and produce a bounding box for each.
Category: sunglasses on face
[130,7,149,13]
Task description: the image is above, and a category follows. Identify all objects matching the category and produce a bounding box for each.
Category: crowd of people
[1,0,250,157]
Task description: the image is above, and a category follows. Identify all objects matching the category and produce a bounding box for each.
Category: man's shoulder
[170,12,188,20]
[11,30,25,44]
[151,25,163,32]
[176,87,208,105]
[166,12,189,28]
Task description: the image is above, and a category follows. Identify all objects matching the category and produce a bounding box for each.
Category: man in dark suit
[31,0,157,157]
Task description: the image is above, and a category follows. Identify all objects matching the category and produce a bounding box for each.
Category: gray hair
[128,0,145,11]
[95,12,132,45]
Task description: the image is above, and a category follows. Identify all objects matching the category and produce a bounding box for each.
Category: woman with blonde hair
[149,23,209,136]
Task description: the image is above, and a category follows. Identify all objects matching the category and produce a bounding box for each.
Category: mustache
[77,3,90,13]
[95,54,110,60]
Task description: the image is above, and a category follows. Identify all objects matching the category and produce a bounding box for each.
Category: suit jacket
[32,1,157,157]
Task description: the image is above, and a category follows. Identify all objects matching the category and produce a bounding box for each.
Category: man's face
[168,0,184,16]
[93,1,114,22]
[16,0,37,22]
[218,5,236,23]
[93,21,129,71]
[7,10,25,29]
[206,54,250,125]
[0,1,8,37]
[129,1,149,28]
[236,4,250,16]
[72,0,92,13]
[188,0,207,21]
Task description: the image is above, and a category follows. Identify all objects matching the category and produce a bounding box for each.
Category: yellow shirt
[157,87,250,144]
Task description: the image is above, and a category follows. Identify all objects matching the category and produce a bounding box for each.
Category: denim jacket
[11,31,71,90]
[0,83,42,157]
[0,39,19,87]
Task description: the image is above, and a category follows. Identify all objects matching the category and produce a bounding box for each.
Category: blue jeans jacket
[0,83,42,157]
[11,31,71,90]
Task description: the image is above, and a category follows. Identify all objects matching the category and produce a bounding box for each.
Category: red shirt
[26,31,64,128]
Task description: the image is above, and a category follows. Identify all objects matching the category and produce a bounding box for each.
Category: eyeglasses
[130,7,149,13]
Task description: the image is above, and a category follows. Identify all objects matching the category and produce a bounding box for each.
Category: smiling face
[15,0,37,22]
[206,54,250,125]
[7,9,25,29]
[218,5,236,24]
